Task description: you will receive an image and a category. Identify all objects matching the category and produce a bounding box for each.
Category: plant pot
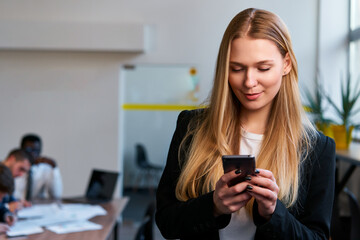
[330,124,354,150]
[316,122,334,139]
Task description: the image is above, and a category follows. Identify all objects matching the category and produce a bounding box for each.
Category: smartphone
[222,155,256,186]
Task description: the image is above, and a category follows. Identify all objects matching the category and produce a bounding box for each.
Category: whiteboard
[120,64,199,188]
[123,65,199,105]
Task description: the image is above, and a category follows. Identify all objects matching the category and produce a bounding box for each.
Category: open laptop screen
[85,169,119,200]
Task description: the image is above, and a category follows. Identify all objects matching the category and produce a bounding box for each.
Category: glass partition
[120,64,201,190]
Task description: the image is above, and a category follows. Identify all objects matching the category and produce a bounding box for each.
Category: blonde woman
[156,8,335,240]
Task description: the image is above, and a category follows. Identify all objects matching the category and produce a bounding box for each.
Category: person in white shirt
[14,134,63,200]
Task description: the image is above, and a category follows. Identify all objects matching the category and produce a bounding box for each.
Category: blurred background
[0,0,359,239]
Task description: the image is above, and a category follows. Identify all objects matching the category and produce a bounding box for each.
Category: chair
[133,144,163,192]
[344,188,360,240]
[134,201,156,240]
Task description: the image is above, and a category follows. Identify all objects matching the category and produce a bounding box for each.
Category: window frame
[349,0,360,140]
[349,0,360,75]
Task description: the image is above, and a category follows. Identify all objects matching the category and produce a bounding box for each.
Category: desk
[335,142,360,196]
[3,197,129,240]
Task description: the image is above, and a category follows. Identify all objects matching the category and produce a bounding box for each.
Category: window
[351,0,360,30]
[350,0,360,78]
[350,0,360,140]
[349,40,360,79]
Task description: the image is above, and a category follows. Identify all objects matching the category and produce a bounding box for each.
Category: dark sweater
[0,194,15,222]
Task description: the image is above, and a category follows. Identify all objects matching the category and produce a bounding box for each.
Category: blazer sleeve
[155,110,230,239]
[0,195,17,223]
[0,207,10,223]
[253,134,336,240]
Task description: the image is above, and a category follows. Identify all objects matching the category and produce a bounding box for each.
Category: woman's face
[228,37,291,115]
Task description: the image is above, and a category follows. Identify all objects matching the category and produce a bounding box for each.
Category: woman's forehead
[230,37,283,63]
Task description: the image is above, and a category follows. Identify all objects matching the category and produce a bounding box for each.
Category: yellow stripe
[122,104,202,111]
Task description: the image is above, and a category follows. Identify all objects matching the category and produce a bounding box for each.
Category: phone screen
[222,155,255,186]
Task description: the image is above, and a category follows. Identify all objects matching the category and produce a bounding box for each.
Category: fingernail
[245,176,252,181]
[246,185,253,190]
[255,169,260,174]
[235,169,242,174]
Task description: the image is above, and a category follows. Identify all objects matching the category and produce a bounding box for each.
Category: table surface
[1,197,129,240]
[336,141,360,165]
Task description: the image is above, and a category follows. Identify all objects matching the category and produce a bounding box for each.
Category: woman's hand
[245,169,279,220]
[0,223,9,233]
[213,169,252,216]
[4,213,16,226]
[22,200,32,208]
[8,201,22,213]
[8,200,31,213]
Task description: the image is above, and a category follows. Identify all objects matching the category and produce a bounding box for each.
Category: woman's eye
[258,68,270,72]
[231,68,244,72]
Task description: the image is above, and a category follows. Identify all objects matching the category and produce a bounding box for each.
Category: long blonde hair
[175,8,316,210]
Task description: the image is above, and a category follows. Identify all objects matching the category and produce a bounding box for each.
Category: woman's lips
[244,92,262,100]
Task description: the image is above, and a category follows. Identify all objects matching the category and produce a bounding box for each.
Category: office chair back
[136,144,150,168]
[135,144,162,170]
[133,144,163,192]
[344,188,360,240]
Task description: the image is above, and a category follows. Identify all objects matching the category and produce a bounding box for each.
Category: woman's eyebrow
[229,60,275,66]
[229,61,245,66]
[256,60,275,65]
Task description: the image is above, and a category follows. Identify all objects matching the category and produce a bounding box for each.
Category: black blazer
[155,110,335,240]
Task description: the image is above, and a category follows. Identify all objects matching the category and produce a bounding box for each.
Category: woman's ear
[283,53,292,75]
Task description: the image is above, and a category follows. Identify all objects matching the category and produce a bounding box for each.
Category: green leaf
[326,74,360,127]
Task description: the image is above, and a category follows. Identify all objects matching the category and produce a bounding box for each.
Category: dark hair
[7,148,34,165]
[20,134,42,149]
[0,164,14,194]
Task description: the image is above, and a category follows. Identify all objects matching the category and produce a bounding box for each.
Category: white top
[219,128,263,240]
[14,163,63,200]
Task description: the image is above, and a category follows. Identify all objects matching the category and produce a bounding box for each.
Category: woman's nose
[244,69,258,88]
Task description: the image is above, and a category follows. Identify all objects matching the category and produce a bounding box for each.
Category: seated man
[1,149,32,212]
[16,134,63,200]
[0,163,16,231]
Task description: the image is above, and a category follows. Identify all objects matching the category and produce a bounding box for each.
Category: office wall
[0,0,322,196]
[0,52,129,196]
[318,0,350,121]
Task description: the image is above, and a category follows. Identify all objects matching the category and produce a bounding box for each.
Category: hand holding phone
[222,155,255,186]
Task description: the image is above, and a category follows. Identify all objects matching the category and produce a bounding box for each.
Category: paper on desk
[18,212,76,227]
[46,220,102,234]
[7,221,43,237]
[17,203,107,223]
[12,203,107,235]
[17,203,61,219]
[60,203,107,220]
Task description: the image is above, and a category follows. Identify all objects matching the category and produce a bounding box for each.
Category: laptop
[63,169,119,204]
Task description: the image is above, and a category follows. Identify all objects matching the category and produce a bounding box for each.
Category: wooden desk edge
[336,142,360,165]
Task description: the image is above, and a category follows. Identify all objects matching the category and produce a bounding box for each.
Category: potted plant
[325,75,360,149]
[302,81,332,137]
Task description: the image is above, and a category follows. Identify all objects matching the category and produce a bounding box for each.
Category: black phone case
[222,155,255,186]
